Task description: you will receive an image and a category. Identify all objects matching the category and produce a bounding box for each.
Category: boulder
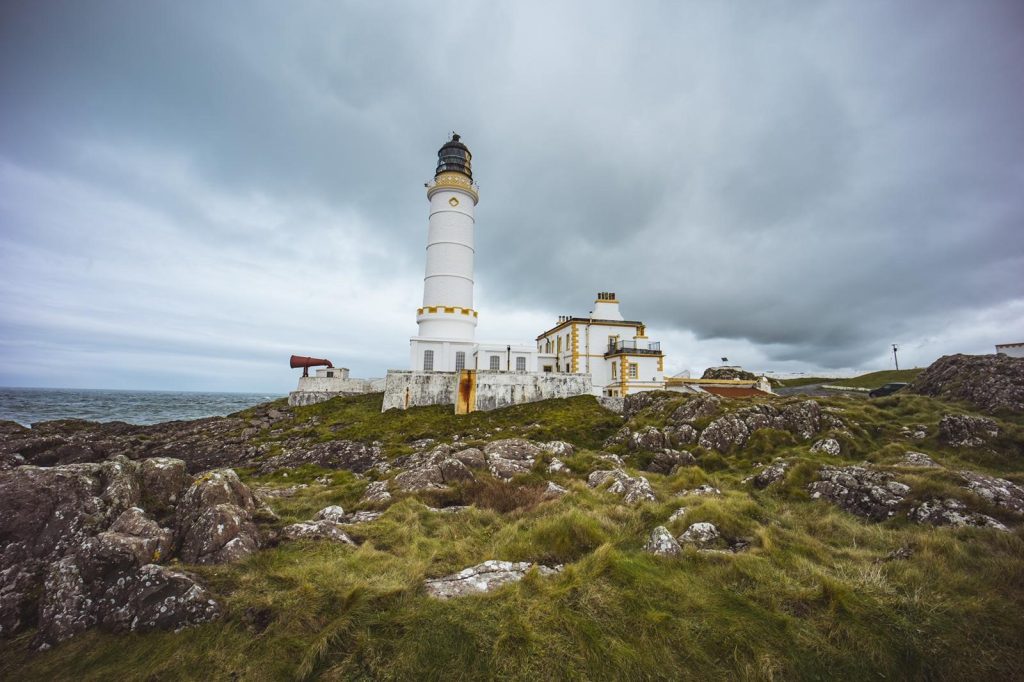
[542,441,575,458]
[810,438,841,456]
[678,522,721,547]
[938,414,1000,448]
[668,507,688,522]
[138,457,188,515]
[807,465,910,521]
[909,499,1008,531]
[959,471,1024,515]
[547,458,568,474]
[899,424,929,440]
[360,481,392,505]
[646,449,696,475]
[280,520,355,544]
[697,416,750,454]
[900,452,941,468]
[644,526,682,556]
[174,470,265,564]
[313,505,346,523]
[542,481,569,498]
[483,439,542,480]
[750,459,790,489]
[256,439,386,475]
[676,484,721,497]
[662,424,698,447]
[393,446,477,491]
[36,555,220,649]
[628,426,667,452]
[587,469,657,504]
[451,447,486,469]
[668,394,721,425]
[908,353,1024,413]
[424,560,561,599]
[107,508,173,562]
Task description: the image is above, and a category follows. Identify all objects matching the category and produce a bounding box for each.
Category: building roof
[536,317,643,340]
[700,386,775,398]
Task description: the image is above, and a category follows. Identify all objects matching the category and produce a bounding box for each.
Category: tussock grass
[3,390,1024,680]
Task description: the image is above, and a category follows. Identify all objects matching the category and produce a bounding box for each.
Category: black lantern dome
[435,133,473,180]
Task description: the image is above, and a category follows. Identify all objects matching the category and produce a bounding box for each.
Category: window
[489,356,500,370]
[629,363,638,379]
[455,351,465,372]
[557,337,562,353]
[611,362,617,379]
[516,356,526,371]
[326,371,334,378]
[423,350,434,371]
[543,365,553,373]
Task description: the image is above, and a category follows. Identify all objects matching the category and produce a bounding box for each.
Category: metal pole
[892,344,899,371]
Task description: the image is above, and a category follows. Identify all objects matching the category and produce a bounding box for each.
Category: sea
[0,387,282,427]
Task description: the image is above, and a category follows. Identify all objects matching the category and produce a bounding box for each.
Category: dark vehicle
[868,382,908,398]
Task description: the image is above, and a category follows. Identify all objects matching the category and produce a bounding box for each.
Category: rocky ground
[1,356,1023,679]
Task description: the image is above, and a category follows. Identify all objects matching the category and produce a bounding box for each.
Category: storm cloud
[1,1,1022,391]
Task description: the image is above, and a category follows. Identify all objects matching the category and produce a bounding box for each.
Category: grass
[828,368,924,389]
[2,390,1023,680]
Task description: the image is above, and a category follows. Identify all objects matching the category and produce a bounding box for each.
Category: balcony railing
[606,340,662,356]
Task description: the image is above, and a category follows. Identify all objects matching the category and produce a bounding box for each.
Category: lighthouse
[409,134,480,372]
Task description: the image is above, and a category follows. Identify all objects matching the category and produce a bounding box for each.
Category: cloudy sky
[1,1,1022,393]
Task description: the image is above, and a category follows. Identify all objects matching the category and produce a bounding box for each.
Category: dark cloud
[1,0,1022,390]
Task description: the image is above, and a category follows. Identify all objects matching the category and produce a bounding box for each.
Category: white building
[996,342,1024,358]
[535,292,665,397]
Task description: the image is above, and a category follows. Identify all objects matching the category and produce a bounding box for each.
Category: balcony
[606,340,662,356]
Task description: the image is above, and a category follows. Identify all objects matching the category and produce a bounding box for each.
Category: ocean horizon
[0,386,284,427]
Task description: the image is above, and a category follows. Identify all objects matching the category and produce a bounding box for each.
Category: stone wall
[381,370,460,411]
[382,370,593,413]
[469,372,593,412]
[287,377,385,407]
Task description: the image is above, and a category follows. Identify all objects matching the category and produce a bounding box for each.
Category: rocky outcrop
[908,353,1024,413]
[702,367,757,381]
[36,555,220,649]
[392,445,476,491]
[424,560,561,599]
[698,400,828,453]
[175,469,267,564]
[808,465,910,521]
[0,456,238,646]
[644,526,682,556]
[483,439,542,480]
[645,449,696,475]
[257,439,386,475]
[360,481,392,505]
[909,499,1008,531]
[622,391,679,419]
[938,415,1000,448]
[587,469,656,504]
[542,441,575,458]
[627,426,667,452]
[959,471,1024,515]
[668,394,721,425]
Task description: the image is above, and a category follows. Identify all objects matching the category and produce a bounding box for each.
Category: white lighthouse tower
[409,134,480,372]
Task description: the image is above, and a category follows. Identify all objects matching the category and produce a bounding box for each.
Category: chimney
[592,291,624,321]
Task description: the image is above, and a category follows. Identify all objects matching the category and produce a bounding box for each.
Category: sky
[1,1,1022,393]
